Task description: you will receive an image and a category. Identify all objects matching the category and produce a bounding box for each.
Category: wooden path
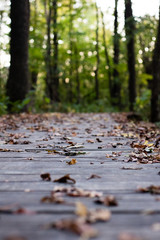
[0,113,160,240]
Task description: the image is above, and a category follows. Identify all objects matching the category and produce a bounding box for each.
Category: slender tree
[113,0,120,105]
[101,11,112,98]
[52,0,59,101]
[151,5,160,122]
[6,0,30,109]
[124,0,136,111]
[68,0,73,102]
[44,0,52,98]
[30,0,38,90]
[74,42,80,104]
[95,3,100,100]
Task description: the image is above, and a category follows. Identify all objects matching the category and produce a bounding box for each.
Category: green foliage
[0,96,8,115]
[0,0,159,119]
[135,89,151,120]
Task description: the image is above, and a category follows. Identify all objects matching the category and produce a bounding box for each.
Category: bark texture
[113,0,120,105]
[151,7,160,122]
[125,0,136,111]
[7,0,30,106]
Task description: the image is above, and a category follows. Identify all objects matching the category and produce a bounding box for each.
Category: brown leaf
[137,185,160,194]
[53,174,76,184]
[121,167,142,170]
[75,202,88,217]
[118,233,144,240]
[40,173,51,181]
[87,139,94,143]
[53,186,102,198]
[96,138,102,142]
[87,174,101,180]
[66,159,77,165]
[41,194,65,204]
[86,209,111,223]
[14,208,35,215]
[50,218,98,239]
[4,236,27,240]
[95,195,118,206]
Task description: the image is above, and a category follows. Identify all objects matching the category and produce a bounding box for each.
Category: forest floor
[0,112,160,240]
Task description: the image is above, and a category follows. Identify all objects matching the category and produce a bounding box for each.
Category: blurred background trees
[0,0,159,122]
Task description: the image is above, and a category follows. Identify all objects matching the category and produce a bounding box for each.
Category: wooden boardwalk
[0,113,160,240]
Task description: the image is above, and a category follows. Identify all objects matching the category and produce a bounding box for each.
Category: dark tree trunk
[101,11,112,98]
[6,0,30,109]
[151,6,160,122]
[125,0,136,111]
[113,0,120,105]
[31,71,38,90]
[74,43,80,104]
[95,3,100,100]
[52,0,59,102]
[44,0,52,98]
[68,0,73,102]
[30,0,38,90]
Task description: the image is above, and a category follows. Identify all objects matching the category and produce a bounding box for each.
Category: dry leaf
[87,174,101,180]
[40,173,51,181]
[14,208,35,215]
[41,194,65,204]
[121,167,142,170]
[53,174,76,184]
[95,195,118,206]
[50,218,98,239]
[87,139,94,143]
[75,202,88,217]
[86,208,111,223]
[66,159,77,165]
[137,185,160,194]
[53,186,102,198]
[4,236,27,240]
[118,233,144,240]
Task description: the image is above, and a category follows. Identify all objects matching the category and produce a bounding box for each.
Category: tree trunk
[74,43,80,104]
[101,11,112,99]
[124,0,136,111]
[6,0,30,109]
[52,0,59,102]
[95,3,100,100]
[68,0,73,102]
[113,0,120,105]
[44,0,52,99]
[151,6,160,122]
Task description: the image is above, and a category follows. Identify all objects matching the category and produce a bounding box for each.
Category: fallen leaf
[50,218,98,239]
[53,174,76,184]
[14,208,35,215]
[4,236,27,240]
[53,186,102,198]
[121,167,142,170]
[86,208,111,223]
[87,174,101,180]
[137,185,160,194]
[118,233,144,240]
[41,193,65,204]
[95,195,118,206]
[75,202,88,217]
[87,139,94,143]
[96,138,102,142]
[66,159,77,165]
[40,173,51,181]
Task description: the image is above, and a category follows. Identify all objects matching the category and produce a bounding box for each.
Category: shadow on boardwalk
[0,113,160,240]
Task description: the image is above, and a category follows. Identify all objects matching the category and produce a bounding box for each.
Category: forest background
[0,0,160,122]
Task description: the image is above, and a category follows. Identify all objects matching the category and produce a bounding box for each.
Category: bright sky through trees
[0,0,159,67]
[96,0,159,17]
